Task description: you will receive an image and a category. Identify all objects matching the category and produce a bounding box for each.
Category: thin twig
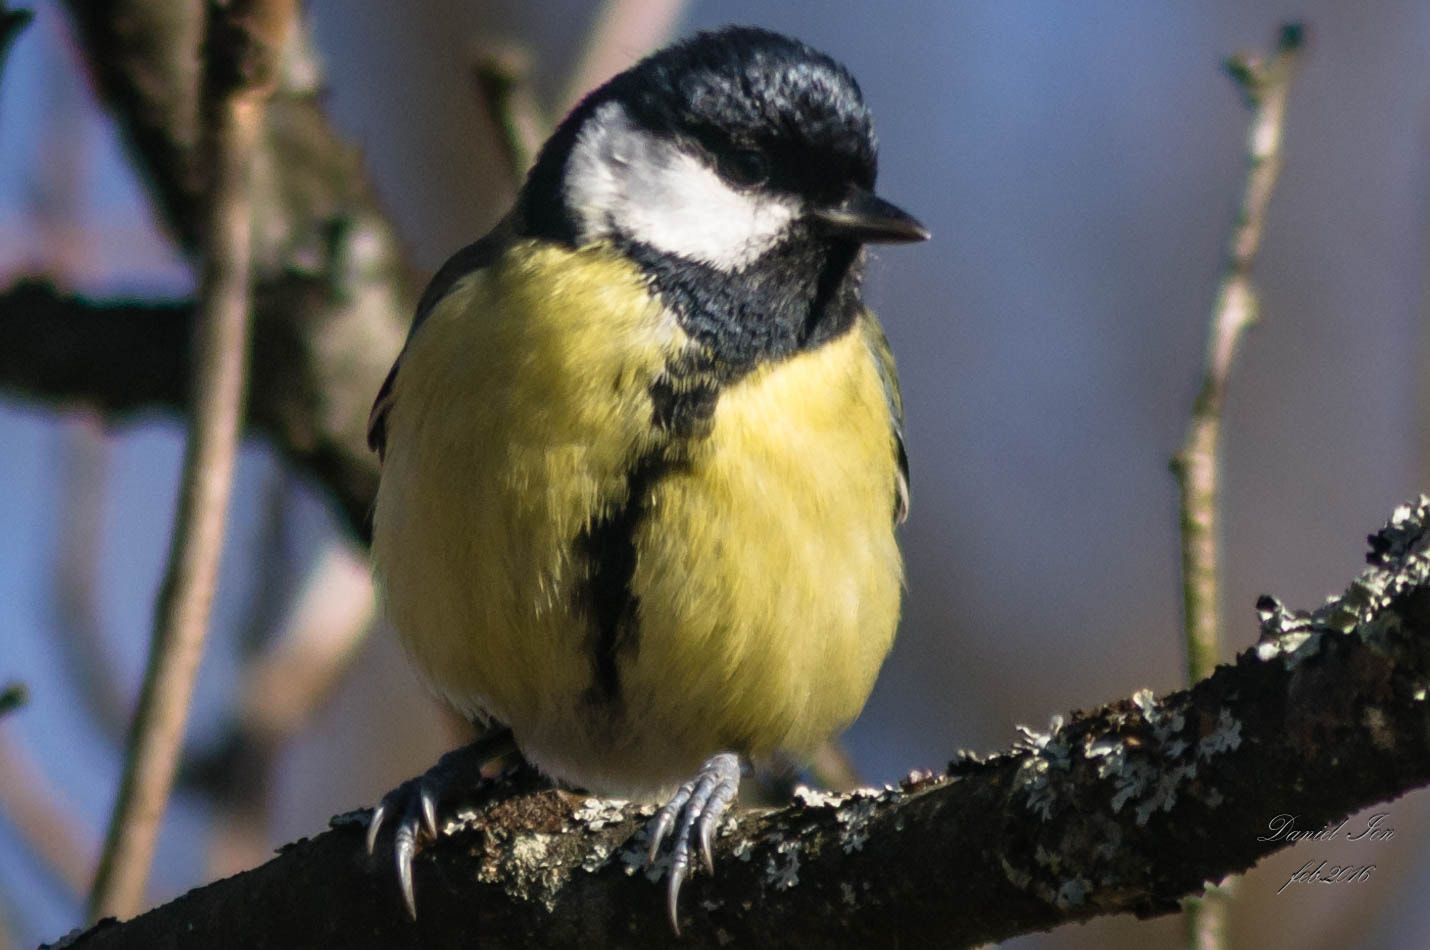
[472,43,549,184]
[86,0,295,922]
[1170,22,1304,950]
[559,0,687,111]
[1174,21,1303,681]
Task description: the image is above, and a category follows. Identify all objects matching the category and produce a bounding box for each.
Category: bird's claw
[646,752,741,934]
[363,729,515,920]
[365,773,441,919]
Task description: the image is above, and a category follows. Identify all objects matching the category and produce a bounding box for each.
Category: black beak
[811,188,930,244]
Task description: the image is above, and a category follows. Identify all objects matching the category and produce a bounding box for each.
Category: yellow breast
[371,240,902,795]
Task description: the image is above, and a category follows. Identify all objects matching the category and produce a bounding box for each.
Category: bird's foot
[365,727,516,919]
[646,751,742,934]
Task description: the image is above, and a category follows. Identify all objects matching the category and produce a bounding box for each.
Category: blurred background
[2,0,1429,946]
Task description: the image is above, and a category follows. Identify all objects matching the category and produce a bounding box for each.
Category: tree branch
[52,0,415,540]
[86,0,295,921]
[50,498,1430,948]
[0,277,385,539]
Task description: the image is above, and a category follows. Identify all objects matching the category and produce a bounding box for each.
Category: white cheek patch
[564,101,799,271]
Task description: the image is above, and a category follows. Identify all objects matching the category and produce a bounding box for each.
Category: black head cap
[520,27,880,242]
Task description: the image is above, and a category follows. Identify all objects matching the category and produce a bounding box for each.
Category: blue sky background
[3,1,1430,946]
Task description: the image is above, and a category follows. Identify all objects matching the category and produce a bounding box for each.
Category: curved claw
[645,752,742,935]
[362,728,517,921]
[394,808,419,919]
[365,801,388,855]
[667,857,689,935]
[647,785,690,862]
[420,780,439,839]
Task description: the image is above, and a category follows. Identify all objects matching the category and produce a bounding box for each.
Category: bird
[363,24,927,931]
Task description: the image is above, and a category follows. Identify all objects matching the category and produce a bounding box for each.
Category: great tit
[364,24,927,929]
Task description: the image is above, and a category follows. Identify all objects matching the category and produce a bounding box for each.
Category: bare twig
[48,496,1430,948]
[86,0,296,922]
[559,0,687,111]
[472,44,549,183]
[1174,20,1303,682]
[1169,22,1304,950]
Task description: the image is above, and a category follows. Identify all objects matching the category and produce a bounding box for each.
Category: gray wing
[858,312,910,524]
[367,220,513,460]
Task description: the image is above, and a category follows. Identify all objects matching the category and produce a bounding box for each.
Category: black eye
[721,149,769,187]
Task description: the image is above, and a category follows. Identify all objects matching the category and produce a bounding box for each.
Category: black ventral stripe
[576,366,715,707]
[577,450,664,706]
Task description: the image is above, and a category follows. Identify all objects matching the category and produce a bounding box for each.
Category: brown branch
[0,276,386,539]
[0,281,191,412]
[51,0,415,542]
[86,0,294,922]
[53,499,1430,948]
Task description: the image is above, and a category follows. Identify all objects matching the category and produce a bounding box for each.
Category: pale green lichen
[767,839,801,890]
[1014,715,1073,820]
[580,840,613,873]
[836,792,880,853]
[619,834,656,878]
[1085,694,1225,826]
[572,797,628,829]
[1262,496,1430,660]
[793,785,845,809]
[493,832,571,910]
[1198,708,1242,760]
